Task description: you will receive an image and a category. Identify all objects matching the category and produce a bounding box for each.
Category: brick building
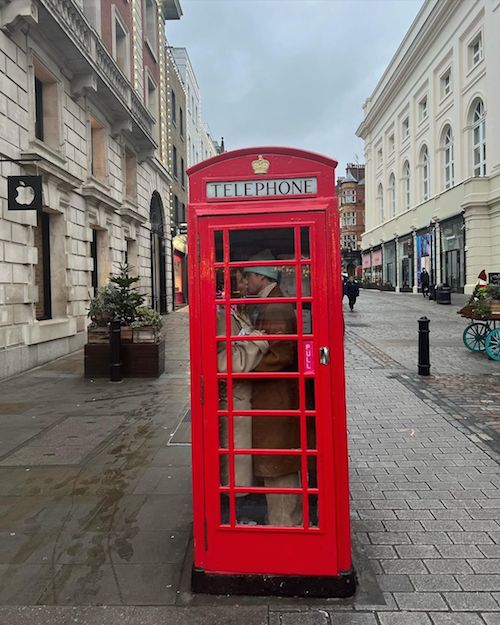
[0,0,182,379]
[337,164,365,278]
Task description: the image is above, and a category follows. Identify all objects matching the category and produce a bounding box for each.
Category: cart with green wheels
[460,309,500,360]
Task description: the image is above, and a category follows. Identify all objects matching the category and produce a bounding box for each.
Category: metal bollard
[110,319,122,382]
[418,316,430,376]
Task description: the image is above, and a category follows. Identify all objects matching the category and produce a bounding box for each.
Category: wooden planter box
[133,326,159,343]
[84,340,165,378]
[490,301,500,318]
[87,327,110,344]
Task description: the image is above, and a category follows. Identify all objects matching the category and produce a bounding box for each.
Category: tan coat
[251,285,300,478]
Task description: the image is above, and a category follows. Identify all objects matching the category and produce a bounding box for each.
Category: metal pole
[110,320,122,382]
[418,316,430,376]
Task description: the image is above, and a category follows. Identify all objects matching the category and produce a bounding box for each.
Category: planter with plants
[458,284,500,320]
[85,265,165,377]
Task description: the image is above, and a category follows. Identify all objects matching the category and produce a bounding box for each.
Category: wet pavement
[0,294,499,624]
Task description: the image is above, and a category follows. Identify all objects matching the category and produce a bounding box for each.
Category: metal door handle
[319,347,330,365]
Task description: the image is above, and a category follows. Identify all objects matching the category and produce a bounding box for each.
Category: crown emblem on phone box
[252,155,270,175]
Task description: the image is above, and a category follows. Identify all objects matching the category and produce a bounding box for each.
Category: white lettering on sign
[206,177,317,199]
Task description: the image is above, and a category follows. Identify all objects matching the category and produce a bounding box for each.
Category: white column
[434,221,441,286]
[395,237,400,292]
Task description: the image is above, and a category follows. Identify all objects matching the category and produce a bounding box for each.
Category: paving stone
[409,574,461,591]
[437,545,486,558]
[467,559,500,574]
[327,614,379,625]
[377,614,432,625]
[455,575,500,592]
[429,614,488,625]
[395,545,440,559]
[423,559,473,574]
[393,592,448,611]
[483,615,500,625]
[380,560,427,575]
[376,575,414,592]
[444,592,499,611]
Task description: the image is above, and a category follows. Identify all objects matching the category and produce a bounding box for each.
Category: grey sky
[167,0,423,174]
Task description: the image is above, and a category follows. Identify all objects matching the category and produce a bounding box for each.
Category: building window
[341,234,357,250]
[377,183,384,223]
[124,148,137,199]
[34,212,52,320]
[33,62,60,149]
[341,211,356,227]
[173,194,179,223]
[90,116,107,180]
[179,107,184,138]
[402,160,411,210]
[440,69,451,98]
[388,134,395,154]
[421,146,429,201]
[402,116,410,140]
[388,172,396,217]
[471,99,486,177]
[442,125,454,189]
[342,189,356,203]
[181,157,185,188]
[377,147,383,167]
[113,11,130,78]
[90,228,99,292]
[419,96,428,122]
[171,90,177,124]
[172,145,178,178]
[469,33,483,68]
[144,0,158,55]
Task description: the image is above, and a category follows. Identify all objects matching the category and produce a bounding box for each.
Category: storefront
[383,241,396,289]
[398,235,414,292]
[440,215,465,292]
[173,233,188,305]
[362,251,372,283]
[371,248,383,285]
[416,229,434,288]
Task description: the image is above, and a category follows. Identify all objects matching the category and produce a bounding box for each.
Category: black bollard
[418,316,430,376]
[110,320,122,382]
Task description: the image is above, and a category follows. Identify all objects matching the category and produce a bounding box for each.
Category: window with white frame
[342,189,356,203]
[419,96,428,122]
[469,33,483,69]
[377,183,384,223]
[90,116,107,180]
[442,125,455,189]
[113,10,130,78]
[388,134,395,154]
[402,160,411,210]
[388,172,396,217]
[402,116,410,140]
[421,146,430,201]
[471,99,486,177]
[440,69,451,99]
[341,234,357,250]
[341,211,356,227]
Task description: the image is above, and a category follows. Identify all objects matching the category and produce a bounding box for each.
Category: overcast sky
[167,0,423,174]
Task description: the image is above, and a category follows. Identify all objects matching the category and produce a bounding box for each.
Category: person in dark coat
[346,277,360,311]
[420,268,430,297]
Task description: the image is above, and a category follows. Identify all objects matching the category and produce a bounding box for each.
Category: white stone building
[356,0,500,294]
[0,0,182,379]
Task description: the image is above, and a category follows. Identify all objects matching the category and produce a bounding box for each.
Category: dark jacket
[420,271,430,287]
[346,281,360,299]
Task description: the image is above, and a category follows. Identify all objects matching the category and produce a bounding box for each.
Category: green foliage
[466,283,500,318]
[131,306,163,329]
[88,264,147,325]
[108,264,145,324]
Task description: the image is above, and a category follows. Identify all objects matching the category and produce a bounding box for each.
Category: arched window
[388,173,396,217]
[402,160,411,210]
[377,183,384,223]
[421,146,430,201]
[471,99,486,176]
[442,125,454,189]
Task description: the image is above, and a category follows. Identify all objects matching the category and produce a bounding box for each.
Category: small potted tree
[87,286,116,343]
[108,264,145,342]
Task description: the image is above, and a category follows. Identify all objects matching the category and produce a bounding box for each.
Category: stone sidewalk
[0,298,499,624]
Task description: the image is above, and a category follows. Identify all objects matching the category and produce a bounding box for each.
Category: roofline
[187,146,338,176]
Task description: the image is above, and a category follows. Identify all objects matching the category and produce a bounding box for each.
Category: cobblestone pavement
[0,300,499,624]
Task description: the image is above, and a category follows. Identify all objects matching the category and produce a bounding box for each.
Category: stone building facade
[0,0,182,379]
[356,0,500,294]
[166,46,188,305]
[337,164,365,278]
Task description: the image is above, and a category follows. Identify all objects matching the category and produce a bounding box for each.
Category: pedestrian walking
[346,277,360,312]
[420,268,430,297]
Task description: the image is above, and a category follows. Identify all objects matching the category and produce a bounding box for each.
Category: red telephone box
[187,147,356,597]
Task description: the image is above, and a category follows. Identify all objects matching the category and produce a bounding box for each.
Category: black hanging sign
[8,176,43,211]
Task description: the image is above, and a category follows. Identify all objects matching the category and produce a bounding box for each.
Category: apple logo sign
[15,181,36,206]
[7,175,43,211]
